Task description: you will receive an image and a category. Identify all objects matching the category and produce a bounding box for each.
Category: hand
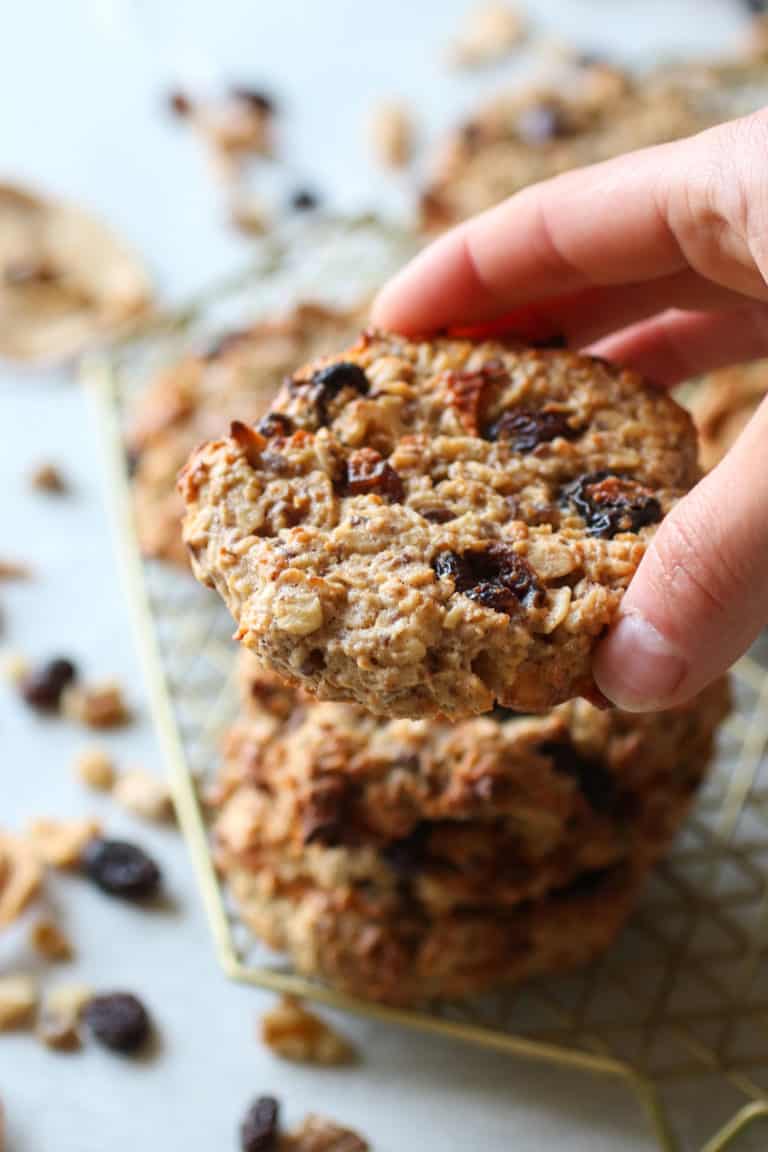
[372,110,768,711]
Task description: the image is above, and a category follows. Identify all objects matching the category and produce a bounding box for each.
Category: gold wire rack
[86,214,768,1152]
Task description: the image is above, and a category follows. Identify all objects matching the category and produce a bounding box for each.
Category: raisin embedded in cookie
[180,331,698,718]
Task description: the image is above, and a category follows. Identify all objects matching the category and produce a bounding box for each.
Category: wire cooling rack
[85,213,768,1152]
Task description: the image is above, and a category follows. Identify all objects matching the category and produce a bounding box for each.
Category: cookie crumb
[369,102,414,169]
[0,976,38,1031]
[62,680,130,728]
[29,917,74,962]
[30,462,68,493]
[0,558,32,581]
[74,746,115,791]
[450,1,527,68]
[113,769,174,823]
[26,818,103,870]
[0,832,44,925]
[38,984,93,1051]
[261,996,356,1066]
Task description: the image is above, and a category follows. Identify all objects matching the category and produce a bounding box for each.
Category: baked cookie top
[180,330,698,717]
[128,304,362,566]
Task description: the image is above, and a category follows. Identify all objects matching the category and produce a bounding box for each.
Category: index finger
[371,115,766,335]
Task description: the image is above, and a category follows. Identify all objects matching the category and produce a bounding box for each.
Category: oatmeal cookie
[129,304,362,566]
[181,331,698,717]
[689,360,767,470]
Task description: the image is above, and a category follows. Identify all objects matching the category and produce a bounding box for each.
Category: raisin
[84,993,151,1053]
[295,361,370,426]
[256,412,293,438]
[230,420,266,468]
[381,823,431,877]
[290,187,319,211]
[561,470,662,539]
[432,544,540,615]
[539,739,617,814]
[168,89,192,117]
[486,407,579,450]
[445,361,507,435]
[20,657,77,712]
[556,866,616,900]
[81,838,162,901]
[230,87,275,115]
[516,102,569,143]
[343,448,404,503]
[420,506,456,524]
[240,1096,280,1152]
[302,777,351,847]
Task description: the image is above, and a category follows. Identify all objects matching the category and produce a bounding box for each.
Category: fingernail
[593,613,687,712]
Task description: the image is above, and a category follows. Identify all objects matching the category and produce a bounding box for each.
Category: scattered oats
[261,996,356,1066]
[30,462,68,493]
[0,183,152,364]
[37,984,92,1052]
[62,681,130,729]
[282,1115,369,1152]
[369,102,414,169]
[113,769,174,823]
[74,745,115,791]
[0,832,43,926]
[1,649,29,685]
[26,818,102,870]
[0,559,32,581]
[0,976,38,1031]
[29,917,74,962]
[450,2,527,68]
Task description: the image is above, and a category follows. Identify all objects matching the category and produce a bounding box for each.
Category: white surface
[0,2,753,1149]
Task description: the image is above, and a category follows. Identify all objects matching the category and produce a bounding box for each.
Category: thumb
[593,394,768,711]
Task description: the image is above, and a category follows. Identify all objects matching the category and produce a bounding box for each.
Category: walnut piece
[62,681,130,728]
[281,1115,369,1152]
[113,769,174,823]
[29,917,74,962]
[0,976,38,1031]
[37,984,93,1052]
[261,996,356,1066]
[0,559,32,581]
[26,818,102,870]
[74,746,115,791]
[0,832,43,925]
[369,102,413,169]
[450,1,527,68]
[30,462,68,493]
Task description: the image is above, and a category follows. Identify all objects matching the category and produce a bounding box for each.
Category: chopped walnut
[26,818,102,870]
[62,681,130,728]
[369,102,414,169]
[37,984,92,1052]
[29,917,74,962]
[74,746,115,791]
[175,88,275,178]
[0,832,43,925]
[0,976,38,1031]
[282,1115,369,1152]
[450,2,527,68]
[261,997,356,1066]
[113,769,174,823]
[30,462,68,493]
[0,559,32,581]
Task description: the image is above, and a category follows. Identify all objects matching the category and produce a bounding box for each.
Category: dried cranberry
[256,412,293,438]
[20,658,77,712]
[539,739,617,814]
[81,838,162,901]
[561,470,662,538]
[168,89,192,117]
[343,449,404,503]
[382,823,431,877]
[230,87,275,115]
[433,544,540,615]
[302,777,351,847]
[290,187,319,211]
[240,1096,280,1152]
[516,102,569,143]
[486,407,580,450]
[84,993,151,1054]
[295,361,370,426]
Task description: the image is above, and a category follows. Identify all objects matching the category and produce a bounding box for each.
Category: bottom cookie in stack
[211,656,730,1006]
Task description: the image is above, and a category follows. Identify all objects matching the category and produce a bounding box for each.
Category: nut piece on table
[282,1115,369,1151]
[26,818,103,870]
[29,917,74,962]
[112,769,174,823]
[450,2,527,68]
[30,462,68,493]
[261,996,356,1066]
[0,976,38,1031]
[62,681,130,729]
[0,559,32,581]
[169,86,276,176]
[0,183,151,364]
[37,985,91,1052]
[0,832,43,925]
[74,746,115,791]
[369,102,414,169]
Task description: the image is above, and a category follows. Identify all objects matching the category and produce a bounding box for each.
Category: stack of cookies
[177,331,730,1006]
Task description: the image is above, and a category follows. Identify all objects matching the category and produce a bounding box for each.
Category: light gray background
[0,2,755,1149]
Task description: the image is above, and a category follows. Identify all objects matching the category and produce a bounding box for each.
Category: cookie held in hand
[179,331,698,718]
